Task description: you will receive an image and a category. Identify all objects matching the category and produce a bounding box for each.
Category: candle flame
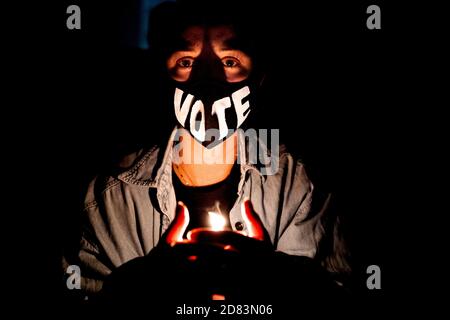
[208,211,226,231]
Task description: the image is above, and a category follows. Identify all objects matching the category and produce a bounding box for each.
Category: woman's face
[166,25,253,83]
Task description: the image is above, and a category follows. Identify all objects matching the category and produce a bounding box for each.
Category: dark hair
[147,0,267,70]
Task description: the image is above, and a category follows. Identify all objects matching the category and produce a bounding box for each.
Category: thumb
[241,199,267,242]
[164,201,190,245]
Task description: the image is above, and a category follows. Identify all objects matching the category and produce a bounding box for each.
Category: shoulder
[251,145,314,217]
[83,146,160,210]
[265,145,312,191]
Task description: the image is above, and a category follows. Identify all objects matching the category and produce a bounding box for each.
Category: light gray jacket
[64,129,342,293]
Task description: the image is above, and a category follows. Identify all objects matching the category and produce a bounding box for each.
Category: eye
[222,57,240,68]
[176,57,195,68]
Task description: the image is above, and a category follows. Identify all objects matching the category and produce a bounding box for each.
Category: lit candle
[186,211,242,249]
[207,211,227,231]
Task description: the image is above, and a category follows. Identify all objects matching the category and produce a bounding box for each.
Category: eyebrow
[221,37,247,51]
[171,35,249,53]
[172,38,197,52]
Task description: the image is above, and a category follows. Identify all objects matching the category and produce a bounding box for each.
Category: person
[62,0,351,300]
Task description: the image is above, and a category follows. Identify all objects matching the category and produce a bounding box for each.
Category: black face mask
[170,53,258,149]
[173,80,254,148]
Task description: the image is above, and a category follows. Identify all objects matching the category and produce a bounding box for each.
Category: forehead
[180,25,236,49]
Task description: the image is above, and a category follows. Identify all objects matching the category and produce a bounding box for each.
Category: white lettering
[232,86,251,128]
[190,100,206,141]
[174,88,194,126]
[211,97,232,140]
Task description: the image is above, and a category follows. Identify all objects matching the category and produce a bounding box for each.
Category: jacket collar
[118,127,271,188]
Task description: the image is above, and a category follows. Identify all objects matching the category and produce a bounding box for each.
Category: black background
[10,0,438,314]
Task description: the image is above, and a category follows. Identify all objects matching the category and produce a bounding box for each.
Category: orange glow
[211,293,226,301]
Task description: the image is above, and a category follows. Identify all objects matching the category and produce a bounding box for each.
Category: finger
[164,201,190,245]
[241,199,267,241]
